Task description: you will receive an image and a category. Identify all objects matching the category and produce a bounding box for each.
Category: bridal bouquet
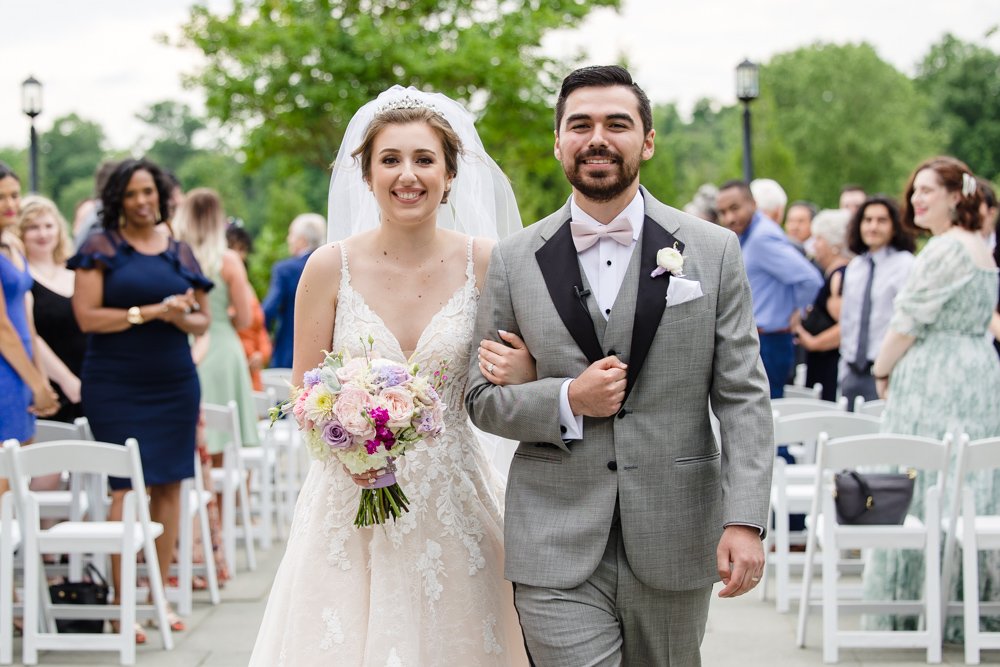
[271,340,447,527]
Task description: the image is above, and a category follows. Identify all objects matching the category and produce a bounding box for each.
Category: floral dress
[249,239,528,666]
[863,235,1000,640]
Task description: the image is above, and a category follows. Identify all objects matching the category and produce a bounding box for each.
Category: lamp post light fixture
[21,75,43,193]
[735,59,759,183]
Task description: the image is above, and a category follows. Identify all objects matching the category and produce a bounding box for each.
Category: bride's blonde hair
[173,188,227,276]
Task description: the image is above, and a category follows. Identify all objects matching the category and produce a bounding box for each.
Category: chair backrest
[782,384,822,400]
[202,401,243,448]
[819,433,952,474]
[956,435,1000,477]
[773,412,881,447]
[0,440,14,479]
[854,397,886,417]
[32,419,87,443]
[772,397,846,419]
[10,439,144,482]
[251,389,278,421]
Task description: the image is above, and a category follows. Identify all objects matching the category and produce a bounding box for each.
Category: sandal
[109,620,147,645]
[148,610,186,632]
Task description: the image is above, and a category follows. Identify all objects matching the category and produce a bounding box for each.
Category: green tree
[178,0,619,225]
[916,34,1000,181]
[38,114,106,211]
[759,42,943,207]
[136,101,207,173]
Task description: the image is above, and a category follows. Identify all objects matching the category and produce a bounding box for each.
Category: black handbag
[48,563,109,633]
[833,469,916,525]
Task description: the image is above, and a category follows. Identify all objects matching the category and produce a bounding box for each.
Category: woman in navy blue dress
[69,159,212,634]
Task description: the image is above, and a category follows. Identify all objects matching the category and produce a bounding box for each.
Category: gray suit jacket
[465,187,773,591]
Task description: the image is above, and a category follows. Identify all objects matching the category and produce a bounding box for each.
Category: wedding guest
[16,196,85,423]
[978,177,997,251]
[226,224,271,391]
[0,164,58,468]
[750,177,788,226]
[73,160,120,249]
[683,183,719,223]
[784,200,817,257]
[867,156,1000,640]
[838,195,915,407]
[793,209,852,401]
[174,188,258,457]
[70,158,212,638]
[261,213,325,368]
[839,184,867,216]
[717,179,823,398]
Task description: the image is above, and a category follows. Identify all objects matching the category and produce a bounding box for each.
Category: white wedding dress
[249,239,528,666]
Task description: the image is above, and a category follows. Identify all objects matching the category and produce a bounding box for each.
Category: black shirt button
[559,425,567,434]
[604,308,611,315]
[607,461,618,471]
[606,260,612,266]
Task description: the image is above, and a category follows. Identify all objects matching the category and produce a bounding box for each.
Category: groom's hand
[716,525,765,598]
[568,356,627,418]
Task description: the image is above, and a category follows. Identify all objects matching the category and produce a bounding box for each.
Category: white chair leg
[119,532,137,666]
[259,457,273,548]
[196,492,221,606]
[136,496,172,652]
[964,531,980,665]
[925,491,942,664]
[176,480,194,617]
[0,547,11,664]
[775,502,791,613]
[237,472,257,571]
[21,504,38,666]
[821,524,838,664]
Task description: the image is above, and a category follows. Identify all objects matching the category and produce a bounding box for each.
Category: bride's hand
[478,330,537,386]
[344,465,389,488]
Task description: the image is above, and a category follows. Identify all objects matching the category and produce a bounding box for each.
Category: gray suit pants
[513,517,712,667]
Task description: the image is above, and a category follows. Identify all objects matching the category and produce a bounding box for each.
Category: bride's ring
[487,362,495,375]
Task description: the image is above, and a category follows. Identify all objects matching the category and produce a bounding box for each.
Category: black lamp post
[735,59,759,183]
[21,75,43,193]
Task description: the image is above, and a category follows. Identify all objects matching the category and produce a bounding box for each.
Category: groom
[466,66,773,666]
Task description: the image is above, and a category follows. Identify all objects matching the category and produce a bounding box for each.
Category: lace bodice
[251,237,526,666]
[333,238,478,419]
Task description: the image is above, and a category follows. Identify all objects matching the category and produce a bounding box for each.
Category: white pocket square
[666,277,704,307]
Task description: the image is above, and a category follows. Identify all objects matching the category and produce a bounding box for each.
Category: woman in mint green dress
[866,156,1000,640]
[174,188,259,455]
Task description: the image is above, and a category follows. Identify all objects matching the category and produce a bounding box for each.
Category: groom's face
[555,85,654,203]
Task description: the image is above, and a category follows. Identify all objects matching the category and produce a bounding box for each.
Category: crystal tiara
[375,94,441,115]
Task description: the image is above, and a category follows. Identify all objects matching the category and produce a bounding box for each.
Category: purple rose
[321,420,351,450]
[303,369,322,388]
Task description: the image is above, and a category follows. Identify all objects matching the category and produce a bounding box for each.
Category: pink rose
[333,385,376,440]
[335,357,367,385]
[380,386,415,428]
[291,388,310,426]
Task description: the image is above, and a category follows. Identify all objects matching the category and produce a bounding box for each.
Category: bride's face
[369,121,453,228]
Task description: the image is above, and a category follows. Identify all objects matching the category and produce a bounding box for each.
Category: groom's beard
[564,147,641,203]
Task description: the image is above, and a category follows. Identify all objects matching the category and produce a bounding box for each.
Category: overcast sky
[2,0,997,151]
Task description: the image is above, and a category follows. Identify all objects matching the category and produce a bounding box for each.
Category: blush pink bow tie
[569,217,634,252]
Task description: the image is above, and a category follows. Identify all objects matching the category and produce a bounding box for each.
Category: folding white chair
[797,432,951,664]
[0,442,21,665]
[941,435,1000,665]
[261,374,304,533]
[169,451,221,616]
[204,401,257,575]
[8,438,173,665]
[853,397,886,417]
[242,389,279,548]
[763,412,881,613]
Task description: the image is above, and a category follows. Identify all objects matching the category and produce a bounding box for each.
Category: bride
[249,87,531,666]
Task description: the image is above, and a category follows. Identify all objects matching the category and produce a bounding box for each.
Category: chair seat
[39,521,164,553]
[949,516,1000,548]
[818,514,927,549]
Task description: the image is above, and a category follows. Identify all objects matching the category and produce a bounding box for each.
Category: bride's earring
[441,180,453,205]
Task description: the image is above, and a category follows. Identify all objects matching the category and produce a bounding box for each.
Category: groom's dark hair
[555,65,653,137]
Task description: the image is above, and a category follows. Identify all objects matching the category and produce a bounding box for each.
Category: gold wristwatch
[127,306,144,325]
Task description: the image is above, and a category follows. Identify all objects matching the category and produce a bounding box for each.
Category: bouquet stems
[355,483,411,527]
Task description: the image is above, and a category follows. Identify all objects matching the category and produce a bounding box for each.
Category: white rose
[656,247,684,275]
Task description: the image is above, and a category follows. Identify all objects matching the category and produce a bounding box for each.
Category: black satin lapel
[535,221,603,364]
[625,217,685,401]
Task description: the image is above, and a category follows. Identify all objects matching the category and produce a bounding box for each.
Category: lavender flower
[321,420,351,450]
[303,369,322,388]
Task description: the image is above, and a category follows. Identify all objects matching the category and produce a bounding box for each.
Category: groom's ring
[751,576,761,582]
[487,362,495,375]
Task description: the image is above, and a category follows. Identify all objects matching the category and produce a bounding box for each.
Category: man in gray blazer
[465,66,774,666]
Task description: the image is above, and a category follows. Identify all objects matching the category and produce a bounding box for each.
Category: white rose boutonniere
[651,244,684,278]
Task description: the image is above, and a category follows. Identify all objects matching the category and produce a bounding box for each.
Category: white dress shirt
[838,246,915,377]
[559,192,645,440]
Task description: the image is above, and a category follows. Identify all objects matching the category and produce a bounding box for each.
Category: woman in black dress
[17,195,85,423]
[794,209,853,401]
[69,159,212,635]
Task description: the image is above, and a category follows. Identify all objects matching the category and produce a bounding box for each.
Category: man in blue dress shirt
[262,213,326,368]
[717,180,823,398]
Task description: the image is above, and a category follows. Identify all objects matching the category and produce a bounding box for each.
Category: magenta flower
[369,406,390,427]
